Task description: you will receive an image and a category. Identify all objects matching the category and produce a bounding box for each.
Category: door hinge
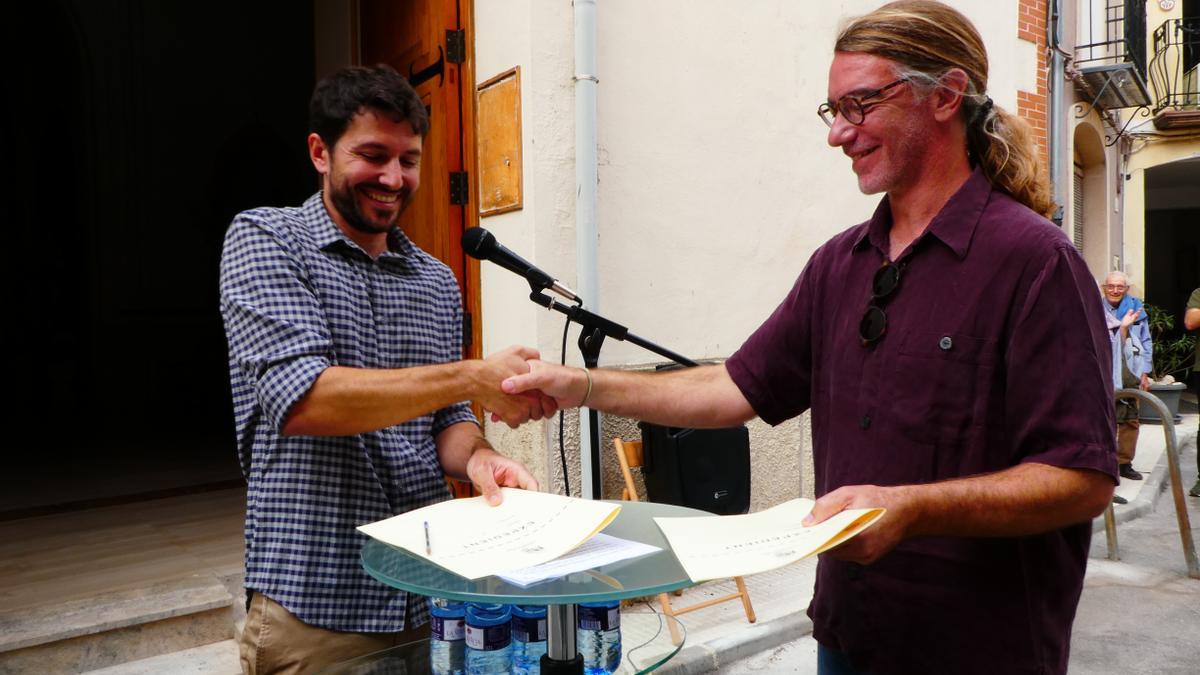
[462,311,473,348]
[449,171,469,205]
[446,29,466,64]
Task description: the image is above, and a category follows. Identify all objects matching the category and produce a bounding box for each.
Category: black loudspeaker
[639,422,751,515]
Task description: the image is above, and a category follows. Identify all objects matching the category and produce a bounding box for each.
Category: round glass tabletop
[360,500,706,605]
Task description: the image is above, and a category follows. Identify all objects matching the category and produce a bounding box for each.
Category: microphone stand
[528,288,697,501]
[529,288,696,675]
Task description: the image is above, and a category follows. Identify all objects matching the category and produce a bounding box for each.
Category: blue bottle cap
[466,602,511,627]
[511,604,547,619]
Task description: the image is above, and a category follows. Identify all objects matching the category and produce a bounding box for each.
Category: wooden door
[360,0,481,358]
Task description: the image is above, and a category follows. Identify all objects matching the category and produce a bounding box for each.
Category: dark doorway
[1,1,317,513]
[1144,159,1200,340]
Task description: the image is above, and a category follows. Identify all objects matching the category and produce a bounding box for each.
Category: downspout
[574,0,601,499]
[1048,0,1066,228]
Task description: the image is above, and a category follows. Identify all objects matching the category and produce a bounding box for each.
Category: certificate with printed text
[654,498,885,582]
[357,488,620,580]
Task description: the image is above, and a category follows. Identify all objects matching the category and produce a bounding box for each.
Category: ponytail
[966,99,1055,218]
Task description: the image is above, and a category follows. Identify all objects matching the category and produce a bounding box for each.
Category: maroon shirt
[726,169,1118,675]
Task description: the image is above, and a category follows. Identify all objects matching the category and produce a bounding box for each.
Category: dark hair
[308,64,429,147]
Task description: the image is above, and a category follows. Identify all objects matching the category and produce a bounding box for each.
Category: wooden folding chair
[614,438,757,644]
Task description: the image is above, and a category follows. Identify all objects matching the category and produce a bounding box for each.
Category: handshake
[472,346,593,428]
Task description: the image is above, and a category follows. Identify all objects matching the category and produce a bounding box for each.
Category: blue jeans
[818,643,873,675]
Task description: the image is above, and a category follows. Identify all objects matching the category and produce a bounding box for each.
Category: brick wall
[1017,0,1050,171]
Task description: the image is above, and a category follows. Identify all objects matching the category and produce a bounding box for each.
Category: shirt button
[860,415,871,430]
[939,336,953,350]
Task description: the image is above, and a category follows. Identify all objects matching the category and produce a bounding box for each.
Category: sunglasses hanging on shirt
[860,259,906,346]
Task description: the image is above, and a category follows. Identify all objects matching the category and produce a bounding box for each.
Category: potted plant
[1139,304,1197,423]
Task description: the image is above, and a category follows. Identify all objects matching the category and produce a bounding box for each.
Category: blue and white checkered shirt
[219,193,474,632]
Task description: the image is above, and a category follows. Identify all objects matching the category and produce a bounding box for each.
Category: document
[497,533,661,587]
[654,498,885,582]
[357,488,620,580]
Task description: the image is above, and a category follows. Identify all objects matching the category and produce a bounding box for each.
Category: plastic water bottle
[429,598,465,675]
[464,602,512,674]
[577,600,621,675]
[510,604,547,674]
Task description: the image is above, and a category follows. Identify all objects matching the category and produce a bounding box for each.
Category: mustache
[361,184,410,199]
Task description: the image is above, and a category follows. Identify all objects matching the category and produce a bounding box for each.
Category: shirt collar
[851,166,991,260]
[304,192,419,268]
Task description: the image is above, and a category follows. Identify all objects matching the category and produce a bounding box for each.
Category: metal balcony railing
[1076,0,1148,79]
[1075,0,1152,110]
[1150,17,1200,112]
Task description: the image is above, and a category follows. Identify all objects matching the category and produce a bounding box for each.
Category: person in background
[1185,286,1200,497]
[1106,302,1142,505]
[1102,271,1152,481]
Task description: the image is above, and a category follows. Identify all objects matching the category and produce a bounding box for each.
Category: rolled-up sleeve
[220,214,333,431]
[431,293,477,435]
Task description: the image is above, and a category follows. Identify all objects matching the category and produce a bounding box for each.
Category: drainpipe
[574,0,601,499]
[1048,0,1066,228]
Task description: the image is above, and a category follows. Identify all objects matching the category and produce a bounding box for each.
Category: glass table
[317,612,684,674]
[352,500,706,673]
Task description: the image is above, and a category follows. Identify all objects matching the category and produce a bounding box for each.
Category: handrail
[1107,388,1199,579]
[1149,17,1200,112]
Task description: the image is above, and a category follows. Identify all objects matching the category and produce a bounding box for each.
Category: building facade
[470,0,1107,505]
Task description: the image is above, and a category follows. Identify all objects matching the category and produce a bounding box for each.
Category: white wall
[473,0,1029,501]
[475,0,578,360]
[476,0,1024,367]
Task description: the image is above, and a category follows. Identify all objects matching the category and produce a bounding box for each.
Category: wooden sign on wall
[477,66,522,217]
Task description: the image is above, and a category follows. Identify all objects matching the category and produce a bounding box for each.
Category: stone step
[0,574,234,673]
[81,639,240,675]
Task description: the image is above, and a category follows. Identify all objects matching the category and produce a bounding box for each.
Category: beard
[853,112,931,196]
[327,175,411,236]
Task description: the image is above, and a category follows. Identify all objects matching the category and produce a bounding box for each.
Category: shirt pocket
[891,330,1000,445]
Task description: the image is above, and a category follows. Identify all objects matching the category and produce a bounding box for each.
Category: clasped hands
[473,348,560,427]
[476,353,593,428]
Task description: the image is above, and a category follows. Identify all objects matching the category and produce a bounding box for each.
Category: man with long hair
[504,3,1117,673]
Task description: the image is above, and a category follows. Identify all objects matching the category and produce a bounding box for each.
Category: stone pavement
[660,413,1200,674]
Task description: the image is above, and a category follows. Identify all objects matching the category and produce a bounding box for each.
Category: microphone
[462,227,581,303]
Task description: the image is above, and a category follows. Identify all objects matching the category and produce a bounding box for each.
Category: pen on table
[424,520,432,556]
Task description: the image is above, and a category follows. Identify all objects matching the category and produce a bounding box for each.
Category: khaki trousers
[1115,399,1140,466]
[239,592,430,675]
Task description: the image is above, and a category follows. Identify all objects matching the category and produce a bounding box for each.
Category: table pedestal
[542,603,583,672]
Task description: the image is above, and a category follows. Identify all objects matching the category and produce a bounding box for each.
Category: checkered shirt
[219,193,475,632]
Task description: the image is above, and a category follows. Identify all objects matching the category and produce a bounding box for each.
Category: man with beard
[502,3,1116,673]
[220,65,551,675]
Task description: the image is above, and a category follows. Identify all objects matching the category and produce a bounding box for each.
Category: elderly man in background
[1102,271,1153,482]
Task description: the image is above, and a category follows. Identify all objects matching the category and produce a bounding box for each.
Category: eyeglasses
[818,78,910,127]
[860,260,905,346]
[1103,284,1128,291]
